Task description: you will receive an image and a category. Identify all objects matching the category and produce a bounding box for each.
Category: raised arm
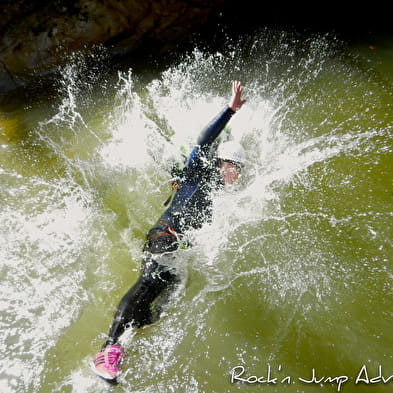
[196,81,246,147]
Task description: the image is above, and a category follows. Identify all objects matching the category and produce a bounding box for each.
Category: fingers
[229,80,245,111]
[232,80,242,94]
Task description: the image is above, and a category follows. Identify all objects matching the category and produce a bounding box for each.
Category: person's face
[219,161,241,185]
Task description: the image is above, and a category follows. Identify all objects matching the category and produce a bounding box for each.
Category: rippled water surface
[0,29,392,393]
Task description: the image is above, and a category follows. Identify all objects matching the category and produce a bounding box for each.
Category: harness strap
[147,231,173,242]
[157,222,184,239]
[146,222,190,250]
[147,222,182,242]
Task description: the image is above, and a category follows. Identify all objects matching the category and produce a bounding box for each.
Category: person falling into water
[92,81,247,382]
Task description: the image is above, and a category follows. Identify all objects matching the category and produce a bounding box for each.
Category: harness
[147,222,180,241]
[147,222,189,250]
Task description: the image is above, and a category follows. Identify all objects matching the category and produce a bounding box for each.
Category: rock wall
[0,0,224,94]
[2,0,389,96]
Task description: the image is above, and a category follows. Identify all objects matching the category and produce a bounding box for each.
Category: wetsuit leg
[107,257,179,343]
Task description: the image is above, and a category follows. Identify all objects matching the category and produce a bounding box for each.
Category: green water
[0,29,392,393]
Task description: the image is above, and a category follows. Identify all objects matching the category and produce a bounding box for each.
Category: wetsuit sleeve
[197,106,235,147]
[187,106,235,168]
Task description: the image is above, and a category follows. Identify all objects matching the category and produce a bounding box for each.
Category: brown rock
[0,0,224,93]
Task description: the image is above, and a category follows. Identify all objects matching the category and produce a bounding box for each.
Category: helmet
[216,141,246,167]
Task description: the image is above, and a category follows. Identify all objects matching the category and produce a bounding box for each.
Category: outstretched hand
[228,81,246,112]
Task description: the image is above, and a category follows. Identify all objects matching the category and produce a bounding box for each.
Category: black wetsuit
[107,106,235,344]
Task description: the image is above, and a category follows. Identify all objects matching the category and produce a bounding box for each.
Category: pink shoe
[91,345,125,382]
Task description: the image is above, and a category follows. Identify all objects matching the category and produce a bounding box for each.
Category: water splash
[0,174,94,392]
[98,32,392,392]
[1,28,392,393]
